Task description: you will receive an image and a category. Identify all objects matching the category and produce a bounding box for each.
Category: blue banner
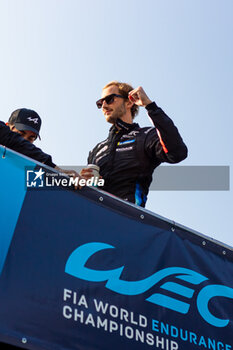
[0,146,233,349]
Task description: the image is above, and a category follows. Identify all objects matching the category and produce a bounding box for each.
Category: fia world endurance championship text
[62,288,231,350]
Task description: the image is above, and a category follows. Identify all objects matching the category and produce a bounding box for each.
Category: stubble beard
[105,102,126,124]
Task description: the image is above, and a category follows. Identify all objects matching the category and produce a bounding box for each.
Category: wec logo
[65,242,233,328]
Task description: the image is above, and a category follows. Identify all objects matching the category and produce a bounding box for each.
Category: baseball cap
[8,108,42,139]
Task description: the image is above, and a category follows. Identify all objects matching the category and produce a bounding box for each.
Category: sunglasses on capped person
[96,94,127,109]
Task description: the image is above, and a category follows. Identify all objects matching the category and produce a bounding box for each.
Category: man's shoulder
[0,121,9,138]
[138,126,155,134]
[131,125,156,137]
[89,138,109,155]
[95,138,109,149]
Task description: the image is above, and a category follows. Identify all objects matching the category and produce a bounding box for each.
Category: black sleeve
[144,102,188,163]
[87,151,92,164]
[0,121,56,168]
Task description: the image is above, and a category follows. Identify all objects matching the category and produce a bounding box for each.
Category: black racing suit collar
[111,118,139,132]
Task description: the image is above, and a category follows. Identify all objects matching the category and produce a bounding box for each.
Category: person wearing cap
[1,117,81,182]
[81,81,188,208]
[0,120,54,167]
[6,108,41,143]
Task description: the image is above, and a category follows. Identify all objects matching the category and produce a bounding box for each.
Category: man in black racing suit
[82,81,188,207]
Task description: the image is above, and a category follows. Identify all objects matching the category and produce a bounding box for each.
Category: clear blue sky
[1,0,232,246]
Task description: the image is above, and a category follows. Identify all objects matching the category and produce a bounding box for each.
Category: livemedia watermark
[26,167,104,189]
[26,165,230,191]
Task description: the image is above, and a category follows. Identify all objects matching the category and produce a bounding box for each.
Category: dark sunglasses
[96,94,127,109]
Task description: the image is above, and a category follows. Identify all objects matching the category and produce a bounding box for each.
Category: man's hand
[128,86,152,107]
[80,167,102,180]
[54,166,83,190]
[80,167,94,180]
[54,166,79,178]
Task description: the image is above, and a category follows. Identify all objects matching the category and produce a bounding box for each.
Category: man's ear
[5,122,9,126]
[125,98,134,109]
